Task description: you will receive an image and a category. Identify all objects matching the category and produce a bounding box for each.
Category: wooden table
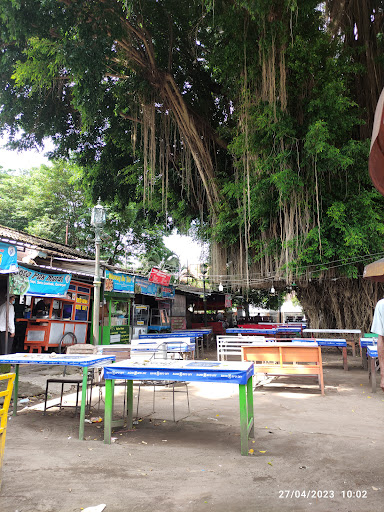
[0,352,115,440]
[103,359,255,455]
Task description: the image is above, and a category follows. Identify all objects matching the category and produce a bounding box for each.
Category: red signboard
[148,267,171,286]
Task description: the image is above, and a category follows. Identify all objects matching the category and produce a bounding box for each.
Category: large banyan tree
[1,0,384,330]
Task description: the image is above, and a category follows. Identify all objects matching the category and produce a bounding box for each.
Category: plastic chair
[0,373,15,490]
[43,344,96,415]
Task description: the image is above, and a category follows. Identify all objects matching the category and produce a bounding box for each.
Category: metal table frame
[0,353,115,440]
[103,360,254,455]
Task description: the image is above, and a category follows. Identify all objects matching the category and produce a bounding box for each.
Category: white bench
[216,336,266,361]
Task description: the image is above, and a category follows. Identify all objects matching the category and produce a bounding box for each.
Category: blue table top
[276,327,302,333]
[0,353,116,367]
[367,346,378,357]
[131,340,195,353]
[360,338,378,348]
[139,333,198,339]
[103,360,254,385]
[293,339,347,347]
[226,328,277,335]
[172,329,212,335]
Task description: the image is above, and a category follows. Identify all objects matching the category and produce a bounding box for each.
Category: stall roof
[175,284,213,296]
[0,224,91,259]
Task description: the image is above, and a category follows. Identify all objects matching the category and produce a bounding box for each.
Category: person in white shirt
[370,298,384,392]
[0,294,16,355]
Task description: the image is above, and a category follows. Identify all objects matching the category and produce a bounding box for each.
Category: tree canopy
[0,162,170,266]
[1,1,384,327]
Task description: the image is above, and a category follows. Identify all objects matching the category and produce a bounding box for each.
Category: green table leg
[239,383,248,455]
[104,379,113,444]
[12,364,19,416]
[247,376,254,439]
[78,367,88,441]
[127,380,133,428]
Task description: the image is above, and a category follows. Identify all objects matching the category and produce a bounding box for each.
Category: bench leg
[342,347,348,371]
[319,368,325,395]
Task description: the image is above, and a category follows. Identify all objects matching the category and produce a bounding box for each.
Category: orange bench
[241,342,324,395]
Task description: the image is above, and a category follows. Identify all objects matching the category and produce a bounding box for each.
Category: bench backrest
[241,344,322,364]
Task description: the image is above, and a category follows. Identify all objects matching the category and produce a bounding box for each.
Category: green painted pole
[104,379,113,444]
[12,364,19,416]
[239,383,248,456]
[78,367,88,440]
[247,376,254,438]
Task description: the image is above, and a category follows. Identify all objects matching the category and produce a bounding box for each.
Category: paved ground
[0,349,383,512]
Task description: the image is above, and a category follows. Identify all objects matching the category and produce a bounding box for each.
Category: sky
[0,135,54,171]
[0,136,204,267]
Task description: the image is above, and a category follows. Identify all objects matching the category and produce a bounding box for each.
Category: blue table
[139,332,205,357]
[294,338,348,370]
[0,352,115,440]
[131,338,195,359]
[367,345,379,392]
[103,360,255,455]
[226,328,277,335]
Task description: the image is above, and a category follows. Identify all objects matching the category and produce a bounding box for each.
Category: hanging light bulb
[270,285,275,294]
[218,282,223,292]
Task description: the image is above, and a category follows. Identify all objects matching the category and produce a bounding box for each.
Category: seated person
[32,297,50,317]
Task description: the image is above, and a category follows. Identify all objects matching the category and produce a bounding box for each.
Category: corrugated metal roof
[0,224,91,259]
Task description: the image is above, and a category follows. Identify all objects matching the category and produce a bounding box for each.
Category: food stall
[101,269,134,344]
[10,266,92,353]
[134,276,174,335]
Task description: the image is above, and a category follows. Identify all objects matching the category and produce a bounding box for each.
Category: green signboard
[110,325,130,344]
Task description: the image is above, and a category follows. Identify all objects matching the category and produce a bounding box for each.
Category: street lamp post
[201,263,208,327]
[91,199,106,346]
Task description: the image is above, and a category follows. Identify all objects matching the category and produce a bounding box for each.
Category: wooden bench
[241,342,325,395]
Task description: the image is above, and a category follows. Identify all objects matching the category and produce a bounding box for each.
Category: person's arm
[377,335,384,392]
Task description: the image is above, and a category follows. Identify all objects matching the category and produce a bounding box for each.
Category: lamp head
[218,282,223,292]
[91,198,107,229]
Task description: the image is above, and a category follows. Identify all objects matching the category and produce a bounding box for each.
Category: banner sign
[0,242,18,274]
[160,285,175,299]
[225,294,232,308]
[134,276,159,297]
[10,266,72,296]
[104,270,135,294]
[148,267,171,286]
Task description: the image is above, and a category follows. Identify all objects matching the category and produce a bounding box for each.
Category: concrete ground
[0,349,383,512]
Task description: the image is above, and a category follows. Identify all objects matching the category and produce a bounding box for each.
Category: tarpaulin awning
[9,265,72,296]
[363,258,384,282]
